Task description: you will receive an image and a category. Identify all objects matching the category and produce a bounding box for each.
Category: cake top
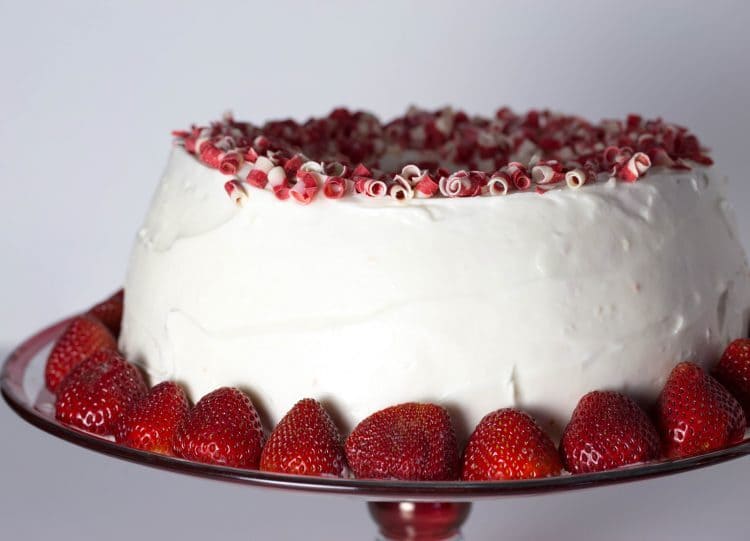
[171,107,713,206]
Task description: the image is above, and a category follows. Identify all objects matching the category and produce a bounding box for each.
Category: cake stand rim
[3,315,750,502]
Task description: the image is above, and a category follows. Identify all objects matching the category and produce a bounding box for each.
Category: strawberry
[344,403,459,480]
[45,315,117,392]
[560,391,660,473]
[87,289,124,337]
[55,349,148,435]
[657,361,746,458]
[173,387,265,469]
[461,409,561,480]
[713,338,750,416]
[260,398,346,476]
[114,381,189,455]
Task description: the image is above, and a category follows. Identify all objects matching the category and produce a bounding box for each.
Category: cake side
[121,146,750,437]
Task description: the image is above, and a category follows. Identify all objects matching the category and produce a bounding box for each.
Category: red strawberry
[461,409,561,480]
[45,315,117,392]
[657,361,746,458]
[560,391,660,473]
[87,289,124,337]
[55,349,148,435]
[345,403,459,481]
[260,399,345,476]
[114,381,189,455]
[713,339,750,416]
[173,387,265,469]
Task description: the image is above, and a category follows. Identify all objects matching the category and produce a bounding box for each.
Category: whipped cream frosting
[121,147,750,438]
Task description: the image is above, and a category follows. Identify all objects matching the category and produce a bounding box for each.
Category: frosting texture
[122,147,750,437]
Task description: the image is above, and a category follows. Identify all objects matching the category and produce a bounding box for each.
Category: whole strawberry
[45,315,117,392]
[560,391,660,473]
[713,339,750,416]
[657,361,746,458]
[260,398,345,476]
[87,289,124,337]
[114,381,189,455]
[55,349,148,435]
[173,387,265,469]
[462,409,561,480]
[345,403,459,481]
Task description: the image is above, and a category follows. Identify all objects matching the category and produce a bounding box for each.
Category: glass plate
[4,317,750,540]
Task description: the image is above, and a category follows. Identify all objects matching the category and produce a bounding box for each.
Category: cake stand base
[368,501,471,541]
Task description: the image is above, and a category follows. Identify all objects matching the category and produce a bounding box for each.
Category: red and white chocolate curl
[246,156,276,188]
[219,150,243,175]
[486,174,510,196]
[413,174,439,198]
[283,154,304,175]
[505,162,531,190]
[224,180,248,207]
[290,171,319,205]
[323,176,348,199]
[390,175,414,200]
[400,164,422,182]
[352,163,372,178]
[364,179,387,198]
[267,166,288,189]
[647,147,675,167]
[199,143,222,168]
[531,164,565,185]
[439,171,476,197]
[300,161,324,174]
[564,169,587,189]
[618,152,651,182]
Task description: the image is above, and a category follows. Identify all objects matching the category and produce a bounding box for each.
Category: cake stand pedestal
[4,318,750,540]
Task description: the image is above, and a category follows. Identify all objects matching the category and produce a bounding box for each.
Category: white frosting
[121,147,750,438]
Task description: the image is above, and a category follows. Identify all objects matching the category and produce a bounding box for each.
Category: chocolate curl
[273,185,291,200]
[647,147,675,167]
[300,161,324,174]
[486,174,510,196]
[618,152,651,182]
[390,175,414,200]
[244,147,259,164]
[267,166,288,189]
[531,164,565,185]
[283,154,304,176]
[353,177,367,194]
[198,141,222,168]
[323,176,347,199]
[565,169,587,189]
[400,164,422,181]
[352,163,372,177]
[324,161,347,177]
[246,169,268,189]
[440,171,467,197]
[219,150,243,175]
[246,155,275,188]
[505,162,531,190]
[364,179,387,198]
[224,180,248,207]
[290,171,320,205]
[413,174,439,198]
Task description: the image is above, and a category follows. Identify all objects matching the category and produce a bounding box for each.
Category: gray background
[2,1,750,539]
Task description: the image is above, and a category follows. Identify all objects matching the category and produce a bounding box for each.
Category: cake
[120,107,750,438]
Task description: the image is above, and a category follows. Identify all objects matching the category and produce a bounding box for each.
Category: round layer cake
[121,107,750,437]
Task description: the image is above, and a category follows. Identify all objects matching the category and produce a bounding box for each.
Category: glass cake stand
[4,317,750,540]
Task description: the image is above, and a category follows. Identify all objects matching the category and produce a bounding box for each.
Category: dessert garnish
[560,391,660,473]
[657,362,746,458]
[260,398,346,477]
[461,408,561,481]
[172,107,714,206]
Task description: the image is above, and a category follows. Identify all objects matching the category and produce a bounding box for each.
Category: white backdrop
[2,1,750,539]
